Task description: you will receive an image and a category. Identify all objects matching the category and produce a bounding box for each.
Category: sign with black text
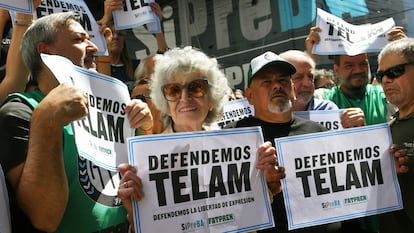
[294,110,343,131]
[127,127,274,233]
[274,123,402,230]
[0,0,32,14]
[312,8,395,55]
[217,98,254,129]
[41,54,134,171]
[35,0,108,55]
[112,0,160,33]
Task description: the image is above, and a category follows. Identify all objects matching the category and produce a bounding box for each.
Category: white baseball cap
[247,51,296,86]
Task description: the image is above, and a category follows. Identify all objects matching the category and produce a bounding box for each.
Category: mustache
[270,89,288,98]
[297,86,312,93]
[348,73,368,79]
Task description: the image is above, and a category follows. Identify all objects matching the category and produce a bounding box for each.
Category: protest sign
[112,0,160,33]
[35,0,108,55]
[312,8,395,55]
[217,98,254,129]
[274,123,402,230]
[41,54,134,171]
[127,127,274,233]
[0,0,33,14]
[294,110,343,130]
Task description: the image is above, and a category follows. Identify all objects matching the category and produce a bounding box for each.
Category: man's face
[290,59,315,105]
[246,66,294,116]
[47,19,98,69]
[334,54,370,92]
[378,53,414,111]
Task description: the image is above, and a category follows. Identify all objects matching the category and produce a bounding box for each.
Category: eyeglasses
[162,79,209,102]
[376,62,414,83]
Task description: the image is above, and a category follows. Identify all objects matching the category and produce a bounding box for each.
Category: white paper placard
[275,123,402,230]
[313,8,395,55]
[41,53,134,171]
[127,127,274,233]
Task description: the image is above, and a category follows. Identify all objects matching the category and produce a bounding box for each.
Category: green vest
[4,89,128,233]
[323,84,388,125]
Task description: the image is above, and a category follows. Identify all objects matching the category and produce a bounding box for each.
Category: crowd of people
[0,2,412,233]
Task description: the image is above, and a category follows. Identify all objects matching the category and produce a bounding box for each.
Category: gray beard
[268,100,292,113]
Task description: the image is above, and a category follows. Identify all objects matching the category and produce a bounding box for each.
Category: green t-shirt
[323,84,388,125]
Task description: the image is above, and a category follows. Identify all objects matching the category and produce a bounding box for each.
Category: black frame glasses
[376,62,414,83]
[162,78,209,102]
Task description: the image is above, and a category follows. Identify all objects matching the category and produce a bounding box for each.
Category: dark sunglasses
[376,62,414,83]
[162,79,209,102]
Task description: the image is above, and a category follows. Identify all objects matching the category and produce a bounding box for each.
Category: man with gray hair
[229,51,339,233]
[279,50,338,111]
[0,12,153,232]
[376,37,414,233]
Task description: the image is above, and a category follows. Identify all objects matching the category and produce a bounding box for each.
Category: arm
[118,164,144,233]
[340,108,366,128]
[6,84,88,231]
[125,99,153,135]
[389,144,409,174]
[96,0,123,30]
[387,26,407,42]
[150,2,169,53]
[256,141,285,196]
[305,26,321,62]
[0,11,32,101]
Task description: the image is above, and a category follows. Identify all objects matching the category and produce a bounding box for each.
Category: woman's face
[163,72,212,132]
[108,26,125,55]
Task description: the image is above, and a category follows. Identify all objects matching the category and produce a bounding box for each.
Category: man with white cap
[229,51,342,233]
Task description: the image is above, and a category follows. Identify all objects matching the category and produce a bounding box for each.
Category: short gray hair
[378,38,414,64]
[21,12,81,80]
[150,46,230,126]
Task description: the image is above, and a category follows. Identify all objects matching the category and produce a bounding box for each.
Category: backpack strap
[1,89,44,109]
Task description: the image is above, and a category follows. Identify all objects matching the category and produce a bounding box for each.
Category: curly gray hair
[150,46,231,126]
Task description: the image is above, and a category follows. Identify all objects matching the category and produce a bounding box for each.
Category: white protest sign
[313,8,395,56]
[274,123,402,230]
[112,0,160,33]
[0,0,33,14]
[36,0,108,55]
[127,127,274,233]
[41,54,134,171]
[294,110,343,131]
[217,98,255,129]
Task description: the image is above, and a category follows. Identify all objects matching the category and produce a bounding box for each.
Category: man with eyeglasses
[306,26,407,233]
[0,12,153,232]
[376,37,414,233]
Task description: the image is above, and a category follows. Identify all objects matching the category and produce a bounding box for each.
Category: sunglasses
[376,62,414,83]
[162,79,209,102]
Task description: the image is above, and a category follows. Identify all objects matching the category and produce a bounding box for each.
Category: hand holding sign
[389,144,410,174]
[256,142,285,195]
[38,83,89,126]
[41,53,135,171]
[112,0,160,33]
[311,8,395,55]
[275,123,402,230]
